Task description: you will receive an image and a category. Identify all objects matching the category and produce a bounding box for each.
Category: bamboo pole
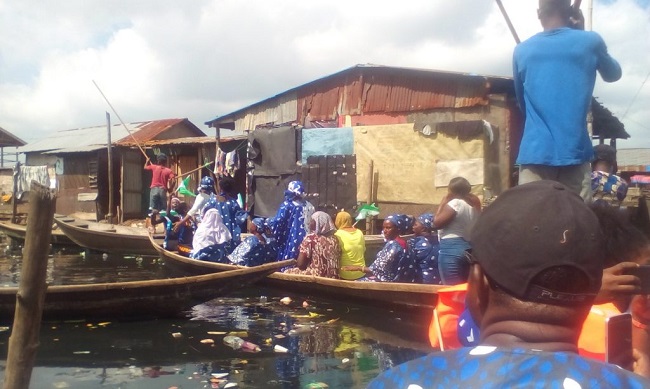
[92,80,148,159]
[4,181,56,389]
[495,0,520,44]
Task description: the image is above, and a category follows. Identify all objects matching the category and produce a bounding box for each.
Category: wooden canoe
[149,234,442,315]
[0,260,290,320]
[0,219,76,247]
[54,215,156,256]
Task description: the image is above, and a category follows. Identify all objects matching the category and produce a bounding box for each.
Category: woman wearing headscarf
[271,181,315,260]
[228,218,277,266]
[189,208,233,263]
[334,210,366,280]
[284,211,340,278]
[409,213,441,284]
[344,214,420,282]
[434,177,480,285]
[202,176,248,249]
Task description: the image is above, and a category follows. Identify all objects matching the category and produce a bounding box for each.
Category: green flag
[177,175,196,197]
[356,203,380,220]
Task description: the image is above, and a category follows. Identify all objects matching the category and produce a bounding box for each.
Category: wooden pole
[11,162,20,224]
[106,112,114,223]
[215,127,221,194]
[366,160,374,234]
[92,80,148,159]
[495,0,520,44]
[4,181,56,389]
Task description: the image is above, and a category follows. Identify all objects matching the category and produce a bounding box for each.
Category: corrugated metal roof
[0,126,26,147]
[207,64,500,130]
[115,118,205,146]
[140,135,247,146]
[617,148,650,167]
[18,118,202,154]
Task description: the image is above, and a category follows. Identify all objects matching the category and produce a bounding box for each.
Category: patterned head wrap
[335,211,354,229]
[170,197,181,209]
[417,213,435,231]
[251,218,266,232]
[311,211,336,235]
[285,181,305,199]
[385,214,410,234]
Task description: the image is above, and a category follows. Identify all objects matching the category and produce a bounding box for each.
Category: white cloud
[0,0,648,149]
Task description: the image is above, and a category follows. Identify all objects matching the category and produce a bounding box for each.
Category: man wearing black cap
[368,181,649,387]
[514,0,621,202]
[144,153,175,215]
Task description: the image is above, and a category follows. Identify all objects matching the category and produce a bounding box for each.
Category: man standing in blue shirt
[513,0,621,201]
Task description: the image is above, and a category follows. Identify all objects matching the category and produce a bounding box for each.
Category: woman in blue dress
[228,218,277,266]
[190,208,233,262]
[202,177,248,249]
[408,213,441,284]
[270,181,315,260]
[344,214,421,282]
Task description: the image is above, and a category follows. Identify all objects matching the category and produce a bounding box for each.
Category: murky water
[0,241,434,388]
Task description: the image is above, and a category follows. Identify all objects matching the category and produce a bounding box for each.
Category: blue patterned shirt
[368,346,649,389]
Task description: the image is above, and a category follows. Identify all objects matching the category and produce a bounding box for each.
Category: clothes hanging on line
[14,165,50,199]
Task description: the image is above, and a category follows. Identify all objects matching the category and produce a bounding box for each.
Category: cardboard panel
[354,123,484,204]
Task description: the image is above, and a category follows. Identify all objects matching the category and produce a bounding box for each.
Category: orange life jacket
[429,283,618,361]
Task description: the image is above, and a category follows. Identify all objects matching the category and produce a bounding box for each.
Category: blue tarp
[301,127,354,163]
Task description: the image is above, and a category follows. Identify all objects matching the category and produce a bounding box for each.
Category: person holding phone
[369,181,650,387]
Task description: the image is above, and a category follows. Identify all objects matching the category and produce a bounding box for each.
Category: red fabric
[395,236,407,250]
[145,164,175,189]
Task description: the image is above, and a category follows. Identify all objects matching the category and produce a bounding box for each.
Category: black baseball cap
[471,180,604,305]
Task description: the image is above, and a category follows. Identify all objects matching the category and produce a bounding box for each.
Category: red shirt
[145,164,174,189]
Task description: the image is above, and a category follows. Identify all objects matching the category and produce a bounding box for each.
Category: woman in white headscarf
[284,211,340,278]
[190,208,232,263]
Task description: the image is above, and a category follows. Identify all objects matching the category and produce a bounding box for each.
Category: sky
[1,0,648,149]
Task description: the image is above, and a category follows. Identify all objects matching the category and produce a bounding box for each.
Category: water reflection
[0,239,433,388]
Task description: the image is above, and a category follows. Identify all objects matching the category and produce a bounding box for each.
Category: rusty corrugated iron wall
[296,67,490,124]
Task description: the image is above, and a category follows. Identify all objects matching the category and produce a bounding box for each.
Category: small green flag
[356,203,380,220]
[177,176,196,197]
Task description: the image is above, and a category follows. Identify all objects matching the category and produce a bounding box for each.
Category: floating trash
[280,297,292,305]
[274,345,288,353]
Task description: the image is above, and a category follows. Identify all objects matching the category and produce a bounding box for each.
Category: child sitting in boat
[228,218,277,266]
[150,197,193,251]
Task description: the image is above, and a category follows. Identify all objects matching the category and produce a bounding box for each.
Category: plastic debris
[342,358,350,364]
[200,338,215,344]
[211,373,229,378]
[302,301,309,308]
[171,332,183,338]
[306,382,329,388]
[207,331,226,335]
[260,296,268,304]
[224,383,238,388]
[223,336,261,352]
[274,345,288,353]
[280,297,292,305]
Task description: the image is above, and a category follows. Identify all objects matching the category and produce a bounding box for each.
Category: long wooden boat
[54,215,156,255]
[0,260,290,320]
[0,219,76,247]
[149,234,442,315]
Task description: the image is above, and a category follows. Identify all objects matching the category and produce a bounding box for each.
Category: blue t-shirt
[513,28,621,166]
[368,346,649,388]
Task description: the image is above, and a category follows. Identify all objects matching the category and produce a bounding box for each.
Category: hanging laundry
[15,165,51,199]
[225,151,239,177]
[214,148,227,176]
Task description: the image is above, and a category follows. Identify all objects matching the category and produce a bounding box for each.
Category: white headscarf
[192,208,232,252]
